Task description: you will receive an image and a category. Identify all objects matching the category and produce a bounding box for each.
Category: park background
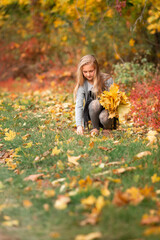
[0,1,160,240]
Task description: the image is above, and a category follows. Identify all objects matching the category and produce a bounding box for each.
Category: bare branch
[130,0,148,32]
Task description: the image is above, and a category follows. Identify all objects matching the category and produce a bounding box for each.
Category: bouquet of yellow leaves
[99,83,130,122]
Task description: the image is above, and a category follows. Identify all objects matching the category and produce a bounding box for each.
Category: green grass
[0,90,160,240]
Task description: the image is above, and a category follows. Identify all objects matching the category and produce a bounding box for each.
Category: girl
[74,54,115,136]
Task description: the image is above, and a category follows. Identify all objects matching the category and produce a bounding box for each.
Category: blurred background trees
[0,0,159,81]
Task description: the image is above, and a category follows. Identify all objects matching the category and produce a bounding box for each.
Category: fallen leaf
[141,214,160,225]
[151,173,160,183]
[50,232,60,238]
[89,141,94,149]
[54,195,70,210]
[2,219,19,227]
[23,200,33,208]
[146,130,158,145]
[81,195,96,206]
[67,154,81,166]
[44,189,55,198]
[113,166,136,174]
[24,173,44,181]
[134,151,152,160]
[51,178,66,187]
[51,146,61,156]
[4,130,16,141]
[80,212,99,226]
[75,232,102,240]
[144,226,160,236]
[98,146,114,152]
[43,203,50,211]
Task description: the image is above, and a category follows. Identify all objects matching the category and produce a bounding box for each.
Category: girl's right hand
[77,126,84,135]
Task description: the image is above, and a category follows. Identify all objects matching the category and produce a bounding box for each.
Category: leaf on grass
[4,130,16,141]
[50,232,60,238]
[141,214,160,225]
[23,142,33,148]
[89,141,94,149]
[24,173,44,182]
[146,130,158,145]
[2,219,19,227]
[105,161,124,167]
[144,226,160,236]
[75,232,102,240]
[113,166,136,174]
[98,146,114,152]
[51,146,61,156]
[67,154,81,166]
[80,212,99,226]
[81,195,96,206]
[134,151,152,160]
[151,173,160,183]
[113,187,144,206]
[23,200,33,208]
[44,189,55,198]
[54,195,70,210]
[57,160,64,170]
[51,178,66,187]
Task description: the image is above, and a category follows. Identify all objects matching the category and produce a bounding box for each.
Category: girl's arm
[75,86,85,134]
[104,77,114,91]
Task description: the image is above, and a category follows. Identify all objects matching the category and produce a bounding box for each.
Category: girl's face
[82,63,95,83]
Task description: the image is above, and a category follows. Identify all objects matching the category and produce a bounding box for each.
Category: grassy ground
[0,85,160,240]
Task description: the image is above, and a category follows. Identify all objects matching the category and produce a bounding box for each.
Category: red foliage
[129,77,160,130]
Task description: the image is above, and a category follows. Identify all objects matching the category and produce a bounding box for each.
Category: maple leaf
[75,232,102,240]
[2,220,19,227]
[81,195,96,206]
[23,200,33,208]
[67,154,81,165]
[51,146,61,156]
[99,83,130,119]
[54,195,70,210]
[134,151,152,160]
[4,130,16,141]
[151,173,160,183]
[24,173,44,181]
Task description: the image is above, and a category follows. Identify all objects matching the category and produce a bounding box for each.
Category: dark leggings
[88,100,114,130]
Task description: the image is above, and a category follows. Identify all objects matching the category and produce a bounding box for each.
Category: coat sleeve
[75,86,85,126]
[104,77,114,91]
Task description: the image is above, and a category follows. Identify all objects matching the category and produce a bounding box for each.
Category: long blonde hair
[74,55,104,101]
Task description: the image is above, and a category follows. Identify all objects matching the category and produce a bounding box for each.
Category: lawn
[0,82,160,240]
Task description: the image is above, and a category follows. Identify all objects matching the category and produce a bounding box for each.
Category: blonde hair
[74,55,104,101]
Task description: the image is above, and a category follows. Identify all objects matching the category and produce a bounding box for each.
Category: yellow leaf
[75,232,102,240]
[81,195,96,206]
[118,103,131,122]
[95,196,106,212]
[4,130,16,141]
[146,130,158,145]
[57,160,64,170]
[67,154,81,165]
[51,146,61,156]
[151,173,160,183]
[54,195,70,210]
[23,200,33,208]
[2,219,19,227]
[24,141,33,148]
[50,232,60,238]
[101,187,110,197]
[44,189,55,198]
[129,38,135,47]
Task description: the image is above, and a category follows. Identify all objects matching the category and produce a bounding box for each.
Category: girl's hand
[77,126,84,135]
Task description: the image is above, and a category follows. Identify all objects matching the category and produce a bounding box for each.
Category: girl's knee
[89,100,101,112]
[99,110,108,124]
